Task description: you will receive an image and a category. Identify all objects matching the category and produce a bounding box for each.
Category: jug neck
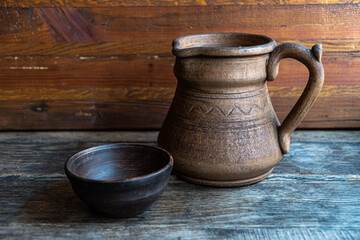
[174,54,270,93]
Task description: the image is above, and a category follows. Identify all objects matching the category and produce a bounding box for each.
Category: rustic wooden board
[1,178,359,239]
[2,5,359,43]
[0,131,359,239]
[0,3,359,129]
[1,53,358,87]
[2,0,360,7]
[0,131,359,177]
[0,86,358,129]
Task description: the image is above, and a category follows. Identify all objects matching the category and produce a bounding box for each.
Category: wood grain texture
[0,131,359,239]
[1,5,359,43]
[0,100,171,129]
[0,86,357,129]
[0,3,359,129]
[0,53,358,87]
[1,39,359,56]
[1,0,360,7]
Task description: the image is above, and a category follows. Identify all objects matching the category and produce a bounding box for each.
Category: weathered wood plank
[1,0,360,7]
[0,131,358,178]
[0,91,358,129]
[0,56,176,88]
[0,96,358,130]
[0,39,359,56]
[272,96,360,129]
[0,52,359,87]
[0,225,359,240]
[1,5,359,43]
[0,131,159,144]
[0,8,54,42]
[0,49,359,129]
[0,87,175,101]
[0,131,158,178]
[0,178,359,239]
[0,4,359,129]
[291,130,360,142]
[1,51,359,87]
[0,100,171,130]
[0,42,171,56]
[0,85,357,101]
[0,131,358,239]
[0,87,174,101]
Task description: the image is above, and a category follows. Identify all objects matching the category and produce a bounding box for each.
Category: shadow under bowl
[65,143,173,218]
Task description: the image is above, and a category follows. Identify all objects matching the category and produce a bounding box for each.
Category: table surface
[0,130,359,239]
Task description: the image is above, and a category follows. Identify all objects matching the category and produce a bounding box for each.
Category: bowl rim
[64,143,173,184]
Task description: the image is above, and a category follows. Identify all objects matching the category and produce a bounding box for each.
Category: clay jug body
[158,33,324,187]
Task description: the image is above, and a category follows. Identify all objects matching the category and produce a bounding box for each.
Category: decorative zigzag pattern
[184,99,267,117]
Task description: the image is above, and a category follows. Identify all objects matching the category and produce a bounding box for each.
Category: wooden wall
[0,1,359,130]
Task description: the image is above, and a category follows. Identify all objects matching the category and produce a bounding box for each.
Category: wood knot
[30,102,48,113]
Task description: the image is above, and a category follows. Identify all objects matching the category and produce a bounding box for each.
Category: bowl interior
[66,144,171,181]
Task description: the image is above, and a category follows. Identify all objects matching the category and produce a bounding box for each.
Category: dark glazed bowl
[65,143,173,218]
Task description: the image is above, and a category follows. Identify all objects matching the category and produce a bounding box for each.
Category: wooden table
[0,131,359,239]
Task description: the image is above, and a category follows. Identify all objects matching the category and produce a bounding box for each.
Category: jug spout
[172,32,276,58]
[172,33,277,92]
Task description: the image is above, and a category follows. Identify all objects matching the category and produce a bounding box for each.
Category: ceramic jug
[158,33,324,187]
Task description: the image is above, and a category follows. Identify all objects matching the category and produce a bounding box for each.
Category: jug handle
[266,43,324,154]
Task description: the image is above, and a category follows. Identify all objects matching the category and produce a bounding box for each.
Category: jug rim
[172,32,276,57]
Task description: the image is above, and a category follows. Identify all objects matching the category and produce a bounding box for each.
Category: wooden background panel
[2,5,360,43]
[1,0,360,7]
[0,2,359,129]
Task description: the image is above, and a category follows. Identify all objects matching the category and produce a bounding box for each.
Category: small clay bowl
[65,143,173,218]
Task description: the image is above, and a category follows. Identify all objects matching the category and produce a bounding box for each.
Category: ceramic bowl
[65,143,173,218]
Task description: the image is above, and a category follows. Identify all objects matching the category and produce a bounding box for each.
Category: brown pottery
[65,143,173,218]
[158,33,324,187]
